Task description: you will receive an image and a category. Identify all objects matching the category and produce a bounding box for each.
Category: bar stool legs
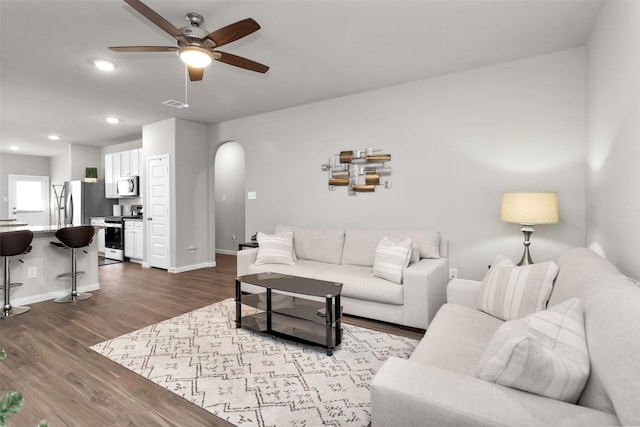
[54,247,92,303]
[1,230,34,318]
[2,257,31,317]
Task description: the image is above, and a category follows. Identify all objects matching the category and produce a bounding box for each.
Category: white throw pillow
[409,243,420,264]
[371,237,412,284]
[476,298,590,403]
[477,255,558,320]
[254,231,295,265]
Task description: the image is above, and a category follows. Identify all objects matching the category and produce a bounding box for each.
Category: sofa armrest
[446,278,482,308]
[403,258,449,328]
[236,248,259,276]
[371,357,620,427]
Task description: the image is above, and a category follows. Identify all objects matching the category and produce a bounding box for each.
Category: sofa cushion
[342,229,440,267]
[410,303,503,376]
[315,265,404,305]
[275,225,345,264]
[254,231,295,265]
[477,255,558,321]
[371,237,412,284]
[477,298,590,403]
[548,247,624,307]
[552,249,640,424]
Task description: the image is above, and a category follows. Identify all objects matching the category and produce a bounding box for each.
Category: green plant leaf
[0,391,24,425]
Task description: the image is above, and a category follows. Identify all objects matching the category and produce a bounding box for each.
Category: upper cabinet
[105,148,142,199]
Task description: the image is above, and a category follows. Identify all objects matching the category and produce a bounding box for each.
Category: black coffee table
[235,272,343,355]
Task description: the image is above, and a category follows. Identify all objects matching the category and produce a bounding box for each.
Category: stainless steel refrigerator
[63,180,116,225]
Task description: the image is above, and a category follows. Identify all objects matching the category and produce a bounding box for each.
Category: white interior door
[147,155,170,269]
[8,174,50,226]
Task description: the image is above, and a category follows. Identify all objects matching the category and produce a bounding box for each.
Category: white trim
[12,283,100,306]
[216,249,237,255]
[168,262,216,273]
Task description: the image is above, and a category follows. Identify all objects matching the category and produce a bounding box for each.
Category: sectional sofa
[236,225,449,329]
[371,248,640,426]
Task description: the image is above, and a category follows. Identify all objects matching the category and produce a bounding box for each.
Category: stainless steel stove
[104,216,124,261]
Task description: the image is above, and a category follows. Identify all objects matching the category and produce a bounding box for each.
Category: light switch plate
[247,192,257,200]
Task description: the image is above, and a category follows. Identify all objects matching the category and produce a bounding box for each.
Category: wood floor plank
[0,254,423,426]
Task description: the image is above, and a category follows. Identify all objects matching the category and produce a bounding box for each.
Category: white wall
[210,48,587,279]
[69,144,101,181]
[50,146,71,187]
[214,141,246,253]
[586,0,640,280]
[143,118,212,271]
[174,118,211,268]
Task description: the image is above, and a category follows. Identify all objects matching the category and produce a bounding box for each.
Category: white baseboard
[216,249,237,255]
[168,262,216,273]
[12,283,100,306]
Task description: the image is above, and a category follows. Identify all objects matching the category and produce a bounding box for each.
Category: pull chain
[184,66,190,108]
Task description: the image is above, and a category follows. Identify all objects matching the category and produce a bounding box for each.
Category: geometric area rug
[90,298,419,426]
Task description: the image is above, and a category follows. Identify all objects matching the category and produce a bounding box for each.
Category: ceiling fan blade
[206,18,260,48]
[109,46,178,52]
[188,66,204,81]
[216,52,269,73]
[124,0,183,39]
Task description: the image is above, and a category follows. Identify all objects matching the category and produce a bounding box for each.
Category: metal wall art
[321,147,391,196]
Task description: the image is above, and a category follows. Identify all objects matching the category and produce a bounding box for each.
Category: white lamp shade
[500,192,559,225]
[178,47,213,68]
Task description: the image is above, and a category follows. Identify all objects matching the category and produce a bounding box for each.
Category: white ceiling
[0,0,603,157]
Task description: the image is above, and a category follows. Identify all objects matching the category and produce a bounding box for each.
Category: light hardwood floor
[0,254,424,426]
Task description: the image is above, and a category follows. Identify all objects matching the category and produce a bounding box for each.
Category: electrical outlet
[449,268,458,280]
[232,234,236,242]
[28,266,37,278]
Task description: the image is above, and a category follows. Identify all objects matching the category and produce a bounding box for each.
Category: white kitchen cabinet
[119,149,142,178]
[120,151,130,177]
[130,149,140,176]
[124,219,143,261]
[104,153,117,198]
[90,218,106,254]
[105,148,142,198]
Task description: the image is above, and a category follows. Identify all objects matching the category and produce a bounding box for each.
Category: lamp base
[517,226,534,266]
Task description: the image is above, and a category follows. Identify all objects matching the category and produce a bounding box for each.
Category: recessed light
[94,60,116,71]
[9,146,19,151]
[106,117,121,124]
[48,134,61,141]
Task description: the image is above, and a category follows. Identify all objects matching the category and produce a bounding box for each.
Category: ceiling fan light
[94,59,116,71]
[178,47,213,68]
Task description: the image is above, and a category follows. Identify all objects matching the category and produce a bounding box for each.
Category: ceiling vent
[162,99,189,109]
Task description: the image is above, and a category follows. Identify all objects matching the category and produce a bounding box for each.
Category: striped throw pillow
[477,255,558,320]
[371,237,412,284]
[254,231,295,265]
[476,298,590,403]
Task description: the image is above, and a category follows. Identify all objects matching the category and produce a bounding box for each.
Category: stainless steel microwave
[117,176,139,197]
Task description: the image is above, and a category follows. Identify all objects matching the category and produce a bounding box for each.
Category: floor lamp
[500,192,559,266]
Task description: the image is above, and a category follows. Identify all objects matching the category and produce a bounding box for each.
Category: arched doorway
[213,141,246,254]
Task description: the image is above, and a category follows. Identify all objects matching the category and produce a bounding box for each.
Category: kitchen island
[0,225,99,307]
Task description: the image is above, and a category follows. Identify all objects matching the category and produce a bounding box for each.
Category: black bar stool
[51,225,95,303]
[1,230,34,318]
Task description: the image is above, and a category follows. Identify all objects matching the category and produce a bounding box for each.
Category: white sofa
[371,248,640,426]
[236,225,449,329]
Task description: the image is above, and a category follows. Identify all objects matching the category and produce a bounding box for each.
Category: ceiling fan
[109,0,269,81]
